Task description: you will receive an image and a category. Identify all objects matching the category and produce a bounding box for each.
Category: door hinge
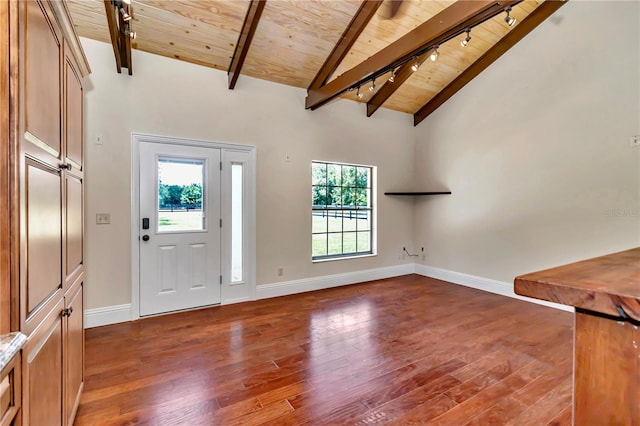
[220,161,222,171]
[219,218,222,228]
[219,275,222,284]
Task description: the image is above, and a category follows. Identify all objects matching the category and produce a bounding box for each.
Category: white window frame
[311,160,377,262]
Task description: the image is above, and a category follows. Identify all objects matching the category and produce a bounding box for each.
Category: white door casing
[138,141,221,316]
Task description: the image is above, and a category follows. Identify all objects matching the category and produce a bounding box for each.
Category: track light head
[504,7,516,26]
[429,46,439,62]
[411,57,420,72]
[356,86,363,99]
[119,6,132,21]
[388,68,396,83]
[121,0,132,4]
[125,28,136,39]
[369,79,376,92]
[461,28,471,47]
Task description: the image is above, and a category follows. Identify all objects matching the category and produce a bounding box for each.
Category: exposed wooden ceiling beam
[366,52,427,117]
[305,0,520,111]
[103,0,122,73]
[414,0,567,126]
[228,0,266,90]
[103,0,133,75]
[308,0,383,90]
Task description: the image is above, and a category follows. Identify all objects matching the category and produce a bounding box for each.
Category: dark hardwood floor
[75,274,573,425]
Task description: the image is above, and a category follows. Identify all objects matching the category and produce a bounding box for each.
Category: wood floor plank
[507,376,573,425]
[75,274,574,425]
[352,374,463,425]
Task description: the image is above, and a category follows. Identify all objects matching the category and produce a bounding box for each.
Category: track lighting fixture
[461,28,471,47]
[504,7,516,27]
[125,28,136,39]
[119,6,132,21]
[411,57,420,72]
[430,46,439,62]
[342,7,517,106]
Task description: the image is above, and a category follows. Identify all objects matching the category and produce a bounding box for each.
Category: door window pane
[231,164,243,283]
[157,157,204,232]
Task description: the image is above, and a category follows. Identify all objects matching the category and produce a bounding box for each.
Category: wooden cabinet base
[0,352,21,426]
[515,248,640,426]
[574,310,640,425]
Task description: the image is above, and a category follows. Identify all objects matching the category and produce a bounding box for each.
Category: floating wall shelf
[384,191,451,196]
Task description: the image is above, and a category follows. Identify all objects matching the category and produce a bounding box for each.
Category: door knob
[142,235,150,242]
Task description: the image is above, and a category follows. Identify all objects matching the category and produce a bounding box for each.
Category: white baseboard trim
[84,304,132,329]
[415,264,573,312]
[256,263,416,300]
[84,263,571,328]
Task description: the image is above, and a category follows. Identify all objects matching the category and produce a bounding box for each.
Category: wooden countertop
[515,248,640,321]
[0,332,26,371]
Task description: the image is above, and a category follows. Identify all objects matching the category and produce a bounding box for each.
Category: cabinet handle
[61,307,73,317]
[59,163,72,171]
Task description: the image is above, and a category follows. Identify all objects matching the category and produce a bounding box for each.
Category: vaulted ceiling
[67,0,565,125]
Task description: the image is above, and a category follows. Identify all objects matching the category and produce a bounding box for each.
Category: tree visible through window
[312,161,373,259]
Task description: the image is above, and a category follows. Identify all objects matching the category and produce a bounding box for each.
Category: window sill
[312,253,377,263]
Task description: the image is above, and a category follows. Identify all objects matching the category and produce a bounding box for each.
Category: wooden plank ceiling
[67,0,559,123]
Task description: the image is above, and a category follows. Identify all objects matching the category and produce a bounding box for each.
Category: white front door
[138,141,221,316]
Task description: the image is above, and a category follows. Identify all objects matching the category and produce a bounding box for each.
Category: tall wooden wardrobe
[1,0,90,424]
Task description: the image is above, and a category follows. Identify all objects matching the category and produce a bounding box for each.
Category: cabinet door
[63,282,83,426]
[64,48,83,172]
[64,174,82,289]
[23,299,64,426]
[23,0,62,166]
[24,159,62,332]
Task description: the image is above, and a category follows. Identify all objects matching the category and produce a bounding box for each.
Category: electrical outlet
[631,135,640,148]
[96,213,110,224]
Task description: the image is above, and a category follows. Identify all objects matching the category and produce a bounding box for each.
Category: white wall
[413,1,640,282]
[83,0,640,313]
[82,38,416,310]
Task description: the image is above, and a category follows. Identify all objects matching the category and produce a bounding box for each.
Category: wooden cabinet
[3,0,90,424]
[22,0,63,168]
[21,281,83,426]
[63,283,83,425]
[0,351,21,426]
[23,159,63,334]
[22,298,64,426]
[64,47,84,173]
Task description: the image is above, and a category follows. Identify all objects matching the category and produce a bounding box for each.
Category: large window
[312,161,374,260]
